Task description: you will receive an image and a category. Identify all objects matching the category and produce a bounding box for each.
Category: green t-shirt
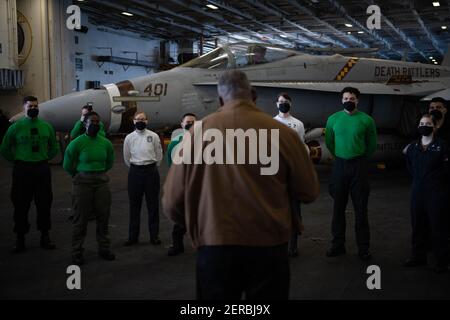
[325,110,377,160]
[166,133,184,167]
[0,117,59,162]
[70,120,106,140]
[63,134,114,176]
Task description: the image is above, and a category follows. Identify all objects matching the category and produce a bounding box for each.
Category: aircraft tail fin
[442,45,450,67]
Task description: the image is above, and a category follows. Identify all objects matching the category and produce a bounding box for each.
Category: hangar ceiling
[76,0,450,63]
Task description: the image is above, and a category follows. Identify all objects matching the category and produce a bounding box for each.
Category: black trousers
[288,200,302,252]
[329,157,370,252]
[11,161,52,235]
[127,164,160,241]
[196,244,289,300]
[171,223,186,249]
[410,184,449,265]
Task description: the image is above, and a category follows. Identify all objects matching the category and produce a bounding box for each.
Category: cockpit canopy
[179,43,298,69]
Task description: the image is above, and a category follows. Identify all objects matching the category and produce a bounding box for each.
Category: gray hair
[217,70,252,103]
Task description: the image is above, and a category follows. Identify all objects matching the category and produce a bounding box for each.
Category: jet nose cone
[39,89,110,132]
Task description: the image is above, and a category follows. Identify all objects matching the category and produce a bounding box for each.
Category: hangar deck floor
[1,140,449,300]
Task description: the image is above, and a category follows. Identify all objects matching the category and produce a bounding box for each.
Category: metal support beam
[206,0,255,21]
[364,0,428,61]
[243,0,344,48]
[132,0,261,45]
[448,0,450,19]
[177,0,324,47]
[81,6,173,38]
[286,0,369,49]
[168,0,296,47]
[88,0,211,37]
[327,0,404,59]
[207,0,325,48]
[411,9,444,56]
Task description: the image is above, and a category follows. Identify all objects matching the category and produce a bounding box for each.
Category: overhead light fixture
[358,31,364,34]
[345,23,353,28]
[121,11,134,16]
[432,2,440,7]
[347,31,352,34]
[280,34,288,38]
[434,61,438,64]
[429,56,434,59]
[206,4,219,10]
[442,26,447,30]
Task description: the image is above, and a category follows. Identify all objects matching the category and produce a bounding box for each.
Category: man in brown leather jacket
[163,70,320,300]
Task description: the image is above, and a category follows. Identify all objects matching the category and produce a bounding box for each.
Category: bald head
[217,70,252,104]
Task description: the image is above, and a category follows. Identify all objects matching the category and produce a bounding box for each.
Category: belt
[336,156,366,162]
[15,160,48,166]
[78,171,106,175]
[130,163,156,168]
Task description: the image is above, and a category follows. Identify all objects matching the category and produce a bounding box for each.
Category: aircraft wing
[194,80,448,96]
[421,88,450,101]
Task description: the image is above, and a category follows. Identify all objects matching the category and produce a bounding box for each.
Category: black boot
[403,256,427,267]
[12,234,26,253]
[288,234,299,257]
[40,231,56,250]
[72,252,85,266]
[168,237,184,256]
[168,245,184,256]
[98,250,116,261]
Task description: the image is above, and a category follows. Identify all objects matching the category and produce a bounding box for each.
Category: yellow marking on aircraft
[335,58,359,81]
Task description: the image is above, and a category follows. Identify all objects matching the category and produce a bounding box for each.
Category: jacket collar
[220,99,258,111]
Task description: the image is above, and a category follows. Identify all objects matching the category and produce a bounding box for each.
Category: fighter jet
[35,42,450,163]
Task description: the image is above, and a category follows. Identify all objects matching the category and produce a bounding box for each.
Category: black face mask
[418,125,433,137]
[430,109,443,121]
[27,108,39,118]
[278,102,291,113]
[343,101,356,112]
[184,123,193,131]
[87,124,100,136]
[135,121,147,131]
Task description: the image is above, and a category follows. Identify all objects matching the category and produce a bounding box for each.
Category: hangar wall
[0,0,18,70]
[0,0,75,117]
[0,0,179,118]
[73,19,161,91]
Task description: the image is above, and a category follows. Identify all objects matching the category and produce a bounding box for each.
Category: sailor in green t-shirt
[63,111,115,266]
[166,113,196,167]
[0,96,59,253]
[325,87,377,261]
[69,104,105,141]
[166,112,196,256]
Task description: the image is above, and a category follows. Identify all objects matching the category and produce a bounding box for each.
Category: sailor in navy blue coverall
[405,114,449,273]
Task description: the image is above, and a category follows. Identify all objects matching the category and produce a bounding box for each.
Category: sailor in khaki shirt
[163,70,319,300]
